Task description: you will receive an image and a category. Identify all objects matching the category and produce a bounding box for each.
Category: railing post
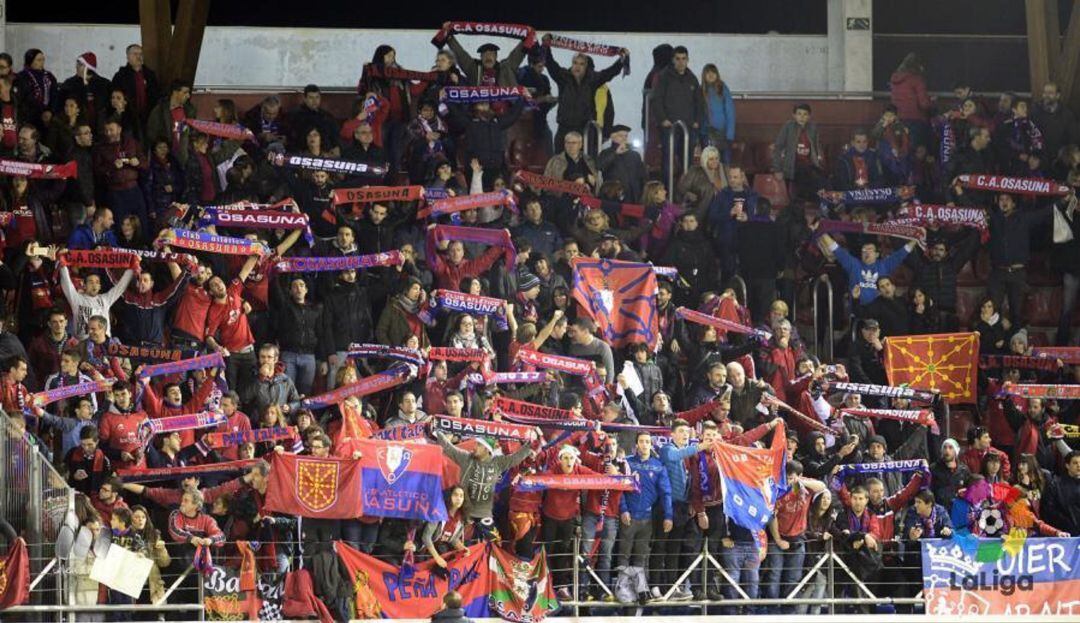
[813,274,835,362]
[198,567,206,622]
[583,121,602,160]
[571,537,580,617]
[827,539,836,615]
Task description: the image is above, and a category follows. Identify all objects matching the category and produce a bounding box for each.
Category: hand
[661,120,673,128]
[121,451,134,462]
[352,450,363,460]
[851,285,861,300]
[864,534,878,550]
[662,519,673,533]
[777,538,790,550]
[128,157,140,167]
[616,374,628,389]
[721,537,734,549]
[470,158,483,173]
[940,527,953,537]
[318,362,328,376]
[822,531,832,541]
[434,555,448,568]
[606,463,619,475]
[696,513,709,531]
[242,301,252,315]
[73,469,88,480]
[621,512,632,527]
[114,159,125,169]
[404,541,416,553]
[328,354,340,367]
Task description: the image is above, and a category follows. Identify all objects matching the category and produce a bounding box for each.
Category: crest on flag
[376,444,413,484]
[296,458,340,513]
[885,332,979,404]
[571,258,658,348]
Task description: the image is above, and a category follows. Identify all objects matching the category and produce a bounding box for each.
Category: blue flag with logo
[355,439,448,522]
[712,421,789,531]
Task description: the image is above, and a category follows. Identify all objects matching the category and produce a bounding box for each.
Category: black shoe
[638,591,650,606]
[707,587,724,601]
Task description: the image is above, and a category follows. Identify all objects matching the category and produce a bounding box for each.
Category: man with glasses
[543,131,598,193]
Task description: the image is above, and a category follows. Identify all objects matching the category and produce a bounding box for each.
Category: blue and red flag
[712,420,789,531]
[571,258,659,349]
[355,439,448,522]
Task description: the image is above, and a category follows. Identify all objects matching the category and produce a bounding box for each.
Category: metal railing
[812,273,836,362]
[583,120,604,160]
[666,120,692,196]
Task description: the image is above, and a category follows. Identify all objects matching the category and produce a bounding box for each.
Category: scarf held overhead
[675,306,772,341]
[138,353,225,380]
[60,249,140,270]
[270,153,388,178]
[441,86,532,105]
[332,186,424,205]
[433,21,537,48]
[830,459,928,489]
[345,344,426,368]
[546,34,629,75]
[430,225,516,272]
[957,174,1071,196]
[183,119,256,142]
[199,210,314,246]
[418,189,516,220]
[815,219,926,245]
[826,381,937,403]
[27,379,114,410]
[516,170,592,196]
[999,383,1080,400]
[361,63,439,82]
[818,186,915,207]
[514,473,638,492]
[979,355,1061,372]
[1032,347,1080,365]
[160,229,269,256]
[840,407,937,428]
[116,459,259,483]
[432,414,535,442]
[419,288,509,330]
[202,426,298,449]
[301,365,411,410]
[273,250,403,273]
[0,158,78,179]
[138,411,228,446]
[893,203,988,231]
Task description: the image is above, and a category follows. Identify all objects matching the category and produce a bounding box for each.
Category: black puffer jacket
[544,46,624,130]
[446,99,525,169]
[272,276,324,354]
[319,280,374,358]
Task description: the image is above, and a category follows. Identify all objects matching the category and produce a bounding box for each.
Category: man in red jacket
[540,443,601,600]
[141,370,219,448]
[425,224,511,290]
[168,489,225,565]
[97,380,149,469]
[92,118,150,233]
[960,425,1012,481]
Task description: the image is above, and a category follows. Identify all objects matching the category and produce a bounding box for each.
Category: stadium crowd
[0,24,1078,620]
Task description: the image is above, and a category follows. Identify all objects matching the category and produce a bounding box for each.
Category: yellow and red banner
[884,332,979,404]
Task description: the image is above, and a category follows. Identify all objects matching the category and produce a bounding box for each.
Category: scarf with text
[891,203,988,231]
[840,407,937,428]
[516,170,593,196]
[418,289,509,330]
[979,355,1061,372]
[546,34,629,75]
[199,209,314,246]
[818,186,915,210]
[273,250,403,273]
[427,347,490,363]
[826,381,937,403]
[202,426,298,449]
[332,186,424,206]
[815,218,926,246]
[1032,347,1080,365]
[417,189,516,220]
[270,153,388,178]
[502,411,668,436]
[59,249,140,271]
[957,174,1071,196]
[301,365,412,410]
[432,414,535,442]
[999,383,1080,400]
[116,459,259,483]
[515,473,637,492]
[441,85,532,105]
[160,229,269,256]
[461,371,547,391]
[183,119,256,143]
[199,198,296,212]
[430,225,516,271]
[760,393,834,434]
[515,348,603,397]
[137,411,228,446]
[138,353,225,381]
[361,63,439,83]
[107,342,195,363]
[830,459,928,490]
[0,158,78,179]
[492,396,571,420]
[433,21,537,48]
[676,306,772,341]
[27,379,113,410]
[118,248,198,269]
[345,344,427,368]
[372,422,428,441]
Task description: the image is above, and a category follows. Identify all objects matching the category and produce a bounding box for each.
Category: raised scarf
[516,170,592,196]
[432,414,535,441]
[760,393,834,434]
[202,425,298,449]
[106,342,195,363]
[417,189,516,220]
[546,35,629,75]
[139,352,225,381]
[362,63,439,82]
[815,218,926,246]
[430,225,516,271]
[840,407,937,428]
[345,343,426,368]
[514,473,637,492]
[301,365,411,410]
[372,422,428,441]
[653,266,679,280]
[502,411,668,436]
[60,249,140,271]
[200,209,314,246]
[199,198,294,212]
[118,248,198,268]
[675,306,772,340]
[441,85,532,104]
[831,459,927,490]
[957,174,1070,197]
[160,229,269,256]
[183,119,256,143]
[27,379,113,410]
[138,411,227,445]
[891,203,987,231]
[427,347,490,363]
[0,158,78,179]
[516,347,595,378]
[460,371,546,391]
[826,381,937,403]
[116,459,259,483]
[492,396,571,420]
[270,153,388,178]
[332,186,424,205]
[818,186,915,208]
[273,250,403,273]
[433,21,537,48]
[939,118,956,173]
[577,195,646,220]
[1000,383,1080,400]
[1032,347,1080,364]
[418,289,509,331]
[979,355,1060,372]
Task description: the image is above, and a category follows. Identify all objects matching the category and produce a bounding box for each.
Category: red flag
[488,544,560,621]
[263,454,363,519]
[884,332,979,404]
[0,538,29,609]
[571,258,659,348]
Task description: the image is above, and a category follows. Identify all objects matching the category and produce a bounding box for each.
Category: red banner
[884,332,979,404]
[0,539,29,609]
[263,454,363,519]
[60,249,140,270]
[571,258,659,349]
[332,186,424,205]
[488,545,560,622]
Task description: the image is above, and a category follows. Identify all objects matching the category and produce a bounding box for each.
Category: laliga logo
[925,543,1033,598]
[377,444,413,485]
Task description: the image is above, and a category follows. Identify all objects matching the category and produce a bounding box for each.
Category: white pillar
[827,0,873,94]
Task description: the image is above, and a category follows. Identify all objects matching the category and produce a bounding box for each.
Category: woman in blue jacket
[700,64,736,164]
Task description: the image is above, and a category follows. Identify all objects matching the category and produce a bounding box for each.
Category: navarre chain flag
[263,454,363,519]
[336,541,491,619]
[712,420,789,531]
[885,332,979,404]
[354,439,448,522]
[488,544,560,622]
[0,538,29,609]
[571,258,658,348]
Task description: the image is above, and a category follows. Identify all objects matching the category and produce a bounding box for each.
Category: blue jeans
[721,541,760,613]
[281,350,317,396]
[342,519,379,553]
[763,539,806,612]
[580,512,618,593]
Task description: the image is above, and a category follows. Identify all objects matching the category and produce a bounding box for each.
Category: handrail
[812,273,835,362]
[583,120,603,160]
[666,120,692,195]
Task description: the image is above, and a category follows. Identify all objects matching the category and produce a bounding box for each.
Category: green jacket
[146,98,198,163]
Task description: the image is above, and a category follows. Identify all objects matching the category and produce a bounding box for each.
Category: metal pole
[583,121,602,160]
[667,128,676,195]
[943,401,951,443]
[571,536,580,617]
[642,90,650,147]
[827,539,836,615]
[198,566,206,622]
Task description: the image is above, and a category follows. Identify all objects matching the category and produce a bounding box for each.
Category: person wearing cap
[289,84,340,152]
[442,30,528,88]
[847,318,888,387]
[598,124,647,202]
[539,443,603,600]
[59,52,111,124]
[514,272,542,325]
[539,34,627,150]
